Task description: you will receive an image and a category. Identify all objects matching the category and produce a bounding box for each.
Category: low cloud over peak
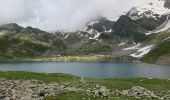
[0,0,146,31]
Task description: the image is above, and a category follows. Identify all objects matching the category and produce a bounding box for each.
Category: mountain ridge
[0,0,170,64]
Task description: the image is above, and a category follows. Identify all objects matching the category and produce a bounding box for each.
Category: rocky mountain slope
[127,0,170,64]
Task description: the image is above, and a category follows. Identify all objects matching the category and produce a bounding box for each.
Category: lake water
[0,61,170,79]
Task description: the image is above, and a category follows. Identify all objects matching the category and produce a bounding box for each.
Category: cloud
[0,0,145,31]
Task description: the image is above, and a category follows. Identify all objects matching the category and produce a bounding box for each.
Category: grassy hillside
[141,40,170,64]
[140,30,170,65]
[0,23,68,59]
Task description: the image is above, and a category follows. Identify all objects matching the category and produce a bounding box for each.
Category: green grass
[18,33,37,41]
[0,71,79,83]
[140,31,170,65]
[152,32,170,43]
[0,55,134,62]
[0,71,170,100]
[1,71,170,90]
[1,71,170,99]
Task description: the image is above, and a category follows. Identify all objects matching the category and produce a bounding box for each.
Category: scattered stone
[31,93,40,98]
[80,77,85,83]
[121,86,159,99]
[0,79,81,100]
[99,86,110,97]
[93,86,110,97]
[96,85,100,88]
[162,95,170,100]
[0,96,6,99]
[65,87,77,92]
[0,79,166,100]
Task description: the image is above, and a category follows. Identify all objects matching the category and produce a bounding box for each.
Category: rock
[121,86,159,99]
[0,79,72,100]
[65,87,77,92]
[162,94,170,100]
[127,7,138,17]
[80,77,85,83]
[94,90,100,96]
[0,96,6,99]
[31,93,40,98]
[39,90,48,97]
[99,86,110,97]
[96,85,100,89]
[93,86,110,97]
[86,90,91,93]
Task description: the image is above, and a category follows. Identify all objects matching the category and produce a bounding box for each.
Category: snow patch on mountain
[64,34,69,39]
[137,0,170,16]
[89,32,102,39]
[87,21,99,26]
[106,29,113,33]
[153,20,170,33]
[145,15,170,35]
[163,36,170,41]
[123,43,154,58]
[130,45,154,58]
[118,42,126,46]
[123,43,141,50]
[129,0,170,20]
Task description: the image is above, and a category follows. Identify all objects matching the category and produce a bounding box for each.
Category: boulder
[121,86,159,99]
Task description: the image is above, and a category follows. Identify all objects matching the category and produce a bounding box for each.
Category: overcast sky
[0,0,146,31]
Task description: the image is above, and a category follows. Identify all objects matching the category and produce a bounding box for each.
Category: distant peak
[127,7,138,17]
[1,23,21,28]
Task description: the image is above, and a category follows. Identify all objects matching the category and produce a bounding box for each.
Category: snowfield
[123,43,154,58]
[137,0,170,16]
[130,45,154,58]
[163,36,170,41]
[90,32,102,39]
[135,0,170,35]
[64,34,69,39]
[123,43,141,50]
[145,15,170,35]
[118,42,126,46]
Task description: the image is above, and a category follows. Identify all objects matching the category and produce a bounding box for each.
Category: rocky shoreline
[0,78,170,100]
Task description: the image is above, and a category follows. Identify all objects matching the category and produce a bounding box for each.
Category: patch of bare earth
[155,55,170,65]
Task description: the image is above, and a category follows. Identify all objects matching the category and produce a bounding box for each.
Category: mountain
[56,17,115,48]
[0,23,67,59]
[121,0,170,59]
[128,0,170,34]
[0,0,170,65]
[85,17,115,33]
[54,14,163,56]
[61,0,170,56]
[113,15,146,42]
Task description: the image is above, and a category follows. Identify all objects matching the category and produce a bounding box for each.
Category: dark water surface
[0,61,170,79]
